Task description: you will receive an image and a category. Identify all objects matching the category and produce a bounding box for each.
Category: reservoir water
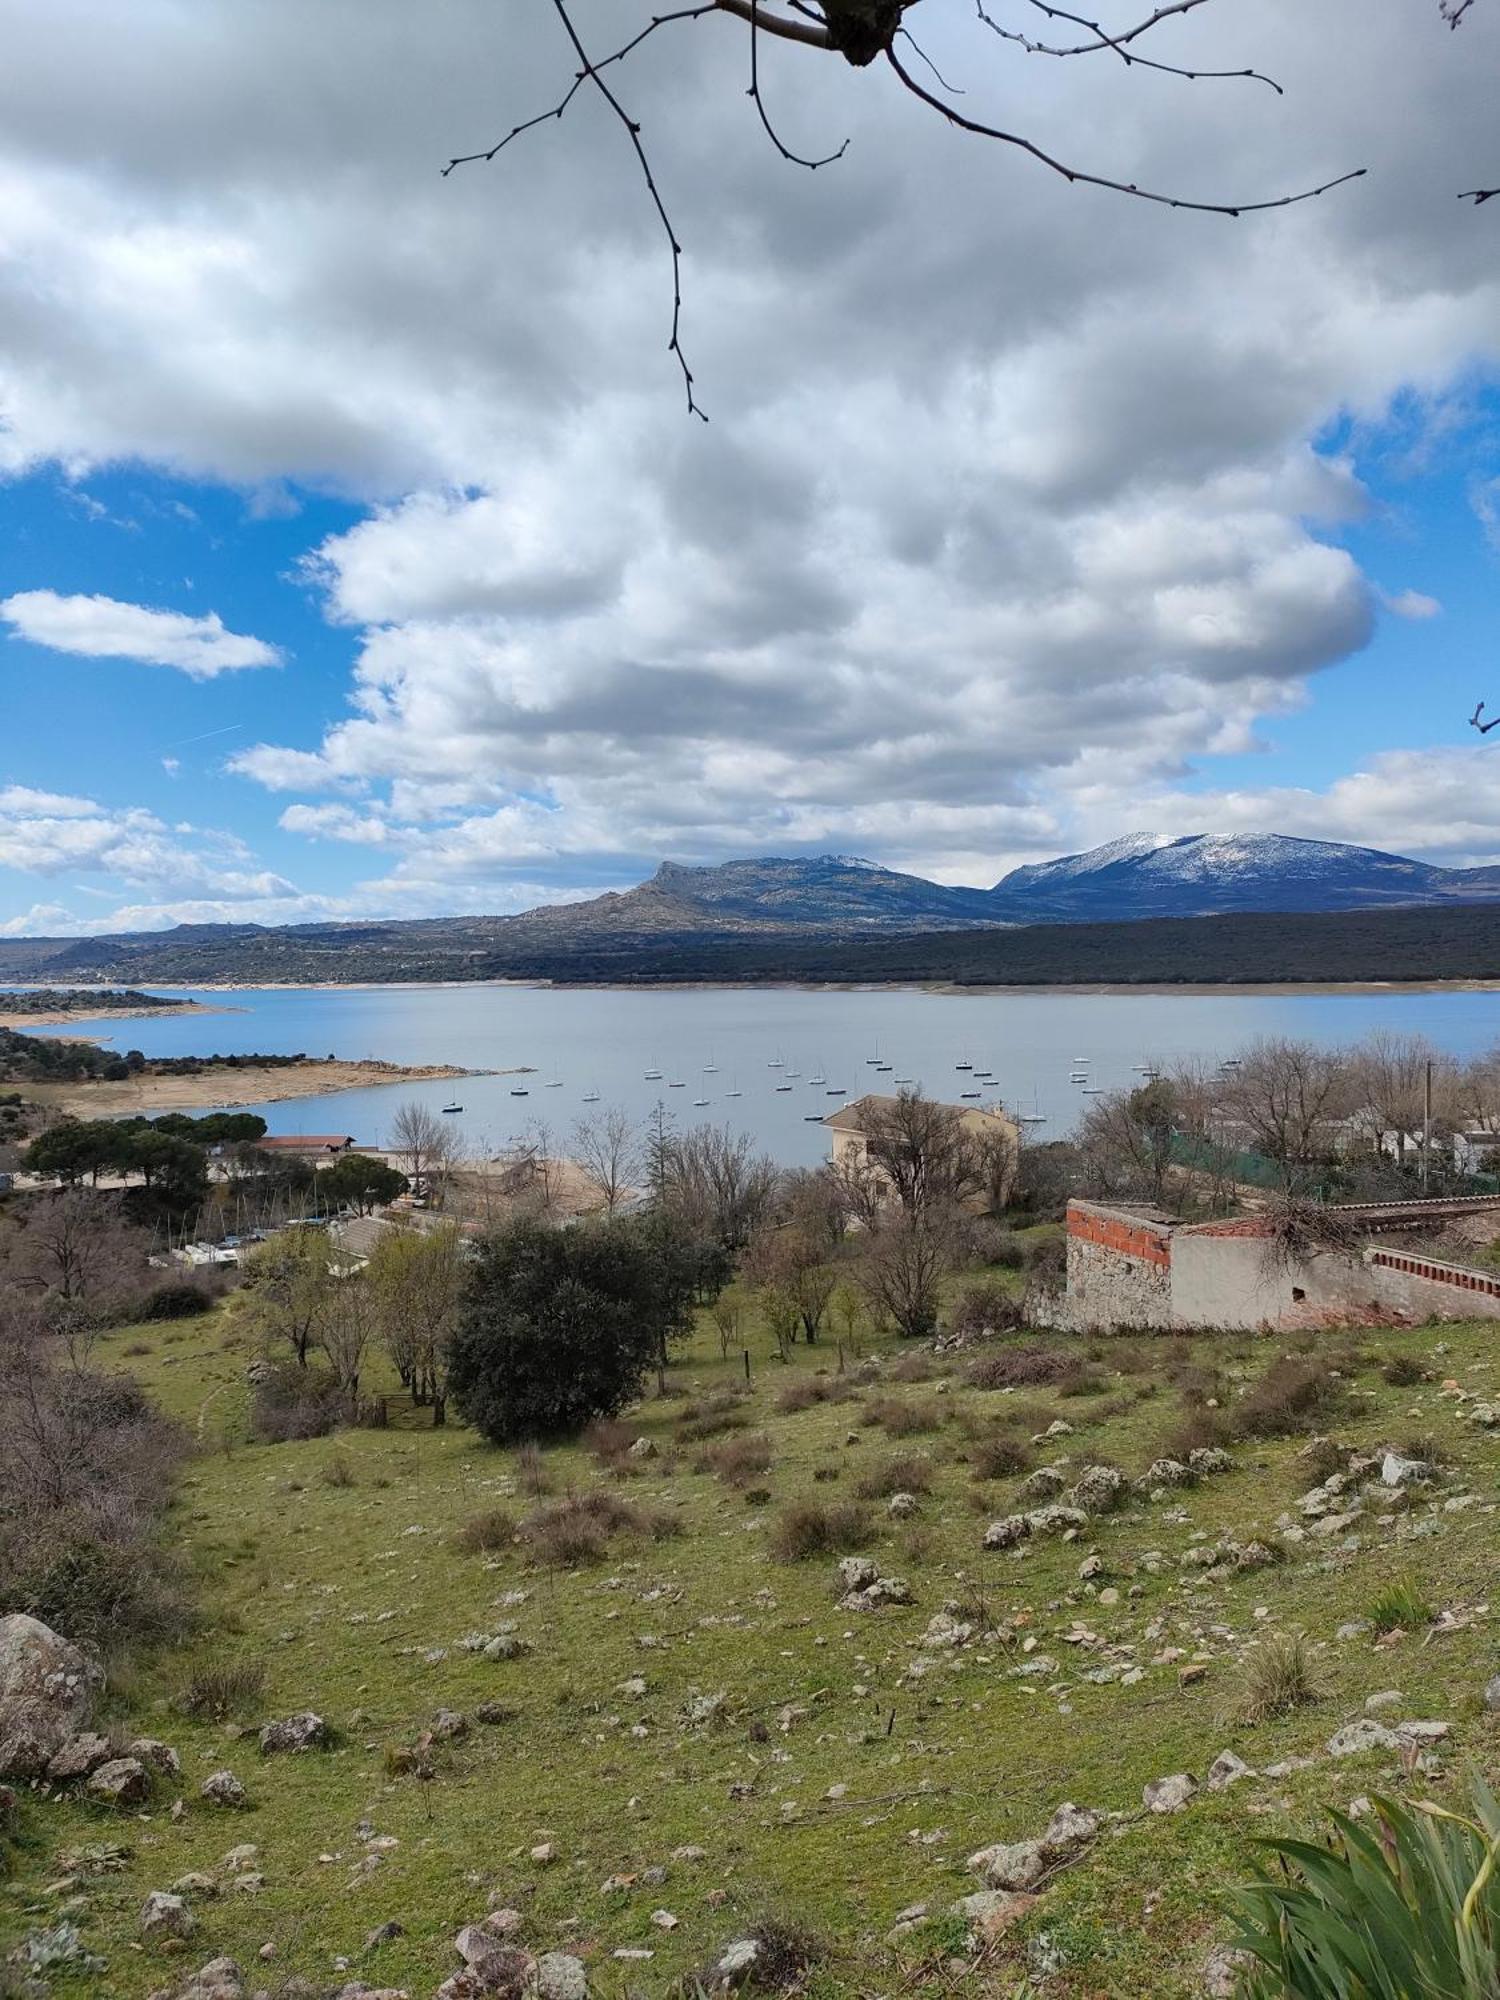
[49,982,1500,1168]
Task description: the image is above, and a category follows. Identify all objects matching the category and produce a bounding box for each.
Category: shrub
[584,1419,635,1466]
[640,1505,687,1541]
[454,1507,516,1554]
[320,1452,356,1488]
[134,1282,215,1322]
[515,1441,553,1497]
[676,1391,750,1441]
[969,1434,1034,1480]
[768,1500,870,1561]
[177,1658,267,1721]
[1239,1631,1318,1723]
[887,1351,936,1384]
[1382,1353,1426,1387]
[861,1397,942,1437]
[1226,1777,1500,1999]
[1368,1577,1434,1635]
[250,1363,346,1442]
[1023,1235,1068,1282]
[856,1452,935,1499]
[448,1216,697,1445]
[1161,1409,1232,1458]
[1297,1436,1351,1485]
[521,1491,642,1566]
[705,1434,773,1487]
[1234,1357,1346,1440]
[775,1376,827,1414]
[965,1344,1078,1390]
[947,1285,1025,1342]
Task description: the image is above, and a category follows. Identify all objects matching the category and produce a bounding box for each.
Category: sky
[2,0,1500,937]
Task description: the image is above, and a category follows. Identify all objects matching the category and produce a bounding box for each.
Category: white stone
[1143,1772,1198,1813]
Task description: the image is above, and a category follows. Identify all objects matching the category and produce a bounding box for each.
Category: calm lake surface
[52,983,1500,1168]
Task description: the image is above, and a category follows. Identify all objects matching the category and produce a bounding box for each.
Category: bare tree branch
[1460,187,1500,204]
[980,0,1283,94]
[749,0,850,167]
[1442,0,1476,25]
[898,25,965,94]
[713,0,833,47]
[886,42,1365,215]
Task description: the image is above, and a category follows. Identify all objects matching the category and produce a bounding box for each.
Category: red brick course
[1067,1206,1171,1269]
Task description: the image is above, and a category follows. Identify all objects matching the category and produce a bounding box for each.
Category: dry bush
[1160,1408,1233,1459]
[1296,1437,1351,1485]
[176,1657,266,1722]
[1235,1356,1346,1440]
[1383,1354,1426,1387]
[966,1344,1080,1390]
[454,1506,516,1554]
[321,1452,356,1488]
[1057,1362,1109,1398]
[676,1391,749,1441]
[769,1499,870,1561]
[250,1363,346,1443]
[121,1341,154,1358]
[584,1418,635,1466]
[1023,1234,1068,1281]
[515,1441,553,1497]
[640,1505,688,1541]
[705,1433,773,1487]
[1167,1360,1225,1406]
[946,1285,1025,1342]
[861,1396,943,1437]
[1239,1632,1318,1723]
[855,1452,934,1499]
[887,1351,936,1384]
[522,1489,643,1566]
[0,1326,193,1651]
[969,1434,1035,1481]
[775,1374,852,1414]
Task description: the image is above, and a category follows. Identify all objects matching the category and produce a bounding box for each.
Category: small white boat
[775,1083,793,1093]
[727,1075,743,1098]
[693,1097,710,1107]
[1017,1112,1047,1125]
[668,1080,686,1089]
[644,1066,663,1080]
[826,1086,846,1097]
[768,1051,784,1068]
[442,1102,463,1114]
[582,1087,600,1103]
[545,1077,563,1089]
[510,1087,529,1097]
[1082,1086,1105,1095]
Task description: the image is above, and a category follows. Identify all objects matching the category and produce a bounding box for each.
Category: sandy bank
[26,1057,494,1120]
[0,1000,222,1030]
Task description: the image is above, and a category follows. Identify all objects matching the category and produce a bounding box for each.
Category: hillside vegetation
[3,1281,1499,1998]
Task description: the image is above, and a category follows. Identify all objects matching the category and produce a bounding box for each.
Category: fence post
[743,1348,751,1384]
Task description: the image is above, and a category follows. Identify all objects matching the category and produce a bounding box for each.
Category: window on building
[1291,1287,1306,1303]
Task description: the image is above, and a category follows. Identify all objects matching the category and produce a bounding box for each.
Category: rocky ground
[2,1286,1499,1998]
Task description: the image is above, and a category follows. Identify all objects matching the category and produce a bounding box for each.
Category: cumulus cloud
[0,1,1498,903]
[1,590,281,678]
[0,785,293,897]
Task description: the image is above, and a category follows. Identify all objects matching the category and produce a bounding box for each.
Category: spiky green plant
[1368,1576,1435,1636]
[1226,1777,1500,1998]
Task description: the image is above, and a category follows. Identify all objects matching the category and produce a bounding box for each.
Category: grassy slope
[4,1276,1500,1999]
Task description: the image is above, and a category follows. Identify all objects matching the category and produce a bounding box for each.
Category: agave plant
[1226,1778,1500,1998]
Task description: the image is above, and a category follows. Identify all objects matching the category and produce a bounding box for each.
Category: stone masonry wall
[1065,1204,1173,1330]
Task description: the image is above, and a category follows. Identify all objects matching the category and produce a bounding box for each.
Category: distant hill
[6,834,1500,988]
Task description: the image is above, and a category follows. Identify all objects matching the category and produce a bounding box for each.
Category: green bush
[1227,1778,1500,1998]
[449,1216,695,1445]
[1369,1577,1435,1636]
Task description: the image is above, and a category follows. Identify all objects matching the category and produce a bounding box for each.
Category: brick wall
[1065,1203,1173,1329]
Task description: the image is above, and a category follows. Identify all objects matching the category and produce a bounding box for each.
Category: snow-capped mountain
[989,833,1478,921]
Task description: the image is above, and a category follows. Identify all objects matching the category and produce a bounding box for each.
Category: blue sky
[3,0,1500,934]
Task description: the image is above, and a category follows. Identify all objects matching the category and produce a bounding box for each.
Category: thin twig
[441,5,715,175]
[1442,0,1476,25]
[898,26,966,94]
[1460,187,1500,204]
[748,0,850,166]
[979,0,1282,92]
[886,42,1366,215]
[714,0,832,47]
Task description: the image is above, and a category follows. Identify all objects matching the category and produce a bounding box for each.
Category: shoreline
[24,1057,506,1121]
[0,999,227,1029]
[121,975,1500,1000]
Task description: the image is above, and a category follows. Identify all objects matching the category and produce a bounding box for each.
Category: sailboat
[726,1076,743,1098]
[808,1061,827,1085]
[441,1101,463,1114]
[582,1085,601,1103]
[703,1050,719,1074]
[768,1051,784,1068]
[866,1041,882,1066]
[1016,1088,1047,1126]
[644,1064,663,1080]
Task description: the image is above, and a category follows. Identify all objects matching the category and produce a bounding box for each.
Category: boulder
[628,1437,658,1460]
[983,1514,1029,1551]
[1143,1773,1198,1814]
[430,1709,469,1741]
[1203,1944,1254,1998]
[1484,1675,1500,1714]
[534,1952,590,1998]
[920,1612,974,1650]
[950,1889,1038,1939]
[1206,1751,1255,1791]
[45,1731,116,1781]
[1327,1719,1398,1757]
[1394,1719,1450,1747]
[841,1575,913,1611]
[886,1491,919,1519]
[258,1712,330,1755]
[1021,1466,1067,1502]
[967,1837,1046,1892]
[1041,1802,1102,1855]
[200,1769,248,1808]
[836,1556,879,1593]
[1024,1505,1088,1538]
[89,1755,151,1805]
[141,1889,195,1940]
[1381,1452,1432,1488]
[1188,1447,1234,1477]
[0,1614,105,1780]
[161,1959,246,2000]
[1070,1465,1126,1515]
[715,1940,761,1985]
[1143,1458,1193,1489]
[130,1737,182,1776]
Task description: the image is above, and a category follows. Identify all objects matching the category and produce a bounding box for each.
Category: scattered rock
[88,1756,151,1805]
[1143,1773,1198,1814]
[0,1614,105,1781]
[1070,1465,1126,1516]
[1041,1802,1102,1855]
[886,1491,919,1519]
[1364,1690,1404,1714]
[363,1921,406,1952]
[1203,1944,1254,1997]
[628,1437,658,1460]
[259,1712,330,1755]
[475,1701,517,1726]
[1078,1554,1105,1581]
[1143,1458,1193,1489]
[129,1737,182,1776]
[1394,1719,1450,1747]
[1206,1751,1254,1791]
[1189,1447,1234,1477]
[429,1709,469,1741]
[716,1939,761,1984]
[983,1515,1029,1551]
[951,1889,1039,1940]
[141,1890,195,1941]
[968,1838,1046,1892]
[1381,1452,1432,1488]
[200,1769,248,1808]
[156,1958,247,2000]
[1021,1466,1067,1503]
[1327,1720,1398,1758]
[45,1731,115,1781]
[534,1952,589,1999]
[836,1556,880,1594]
[1483,1675,1500,1714]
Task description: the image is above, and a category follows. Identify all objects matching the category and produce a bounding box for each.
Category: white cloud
[1,590,281,678]
[1382,588,1443,619]
[0,785,294,897]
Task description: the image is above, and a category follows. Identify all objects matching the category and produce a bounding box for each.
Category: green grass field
[4,1274,1499,1999]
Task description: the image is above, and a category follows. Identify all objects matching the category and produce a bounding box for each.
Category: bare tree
[240,1228,334,1368]
[1077,1077,1179,1204]
[366,1222,467,1424]
[7,1189,142,1310]
[744,1224,835,1342]
[856,1208,951,1340]
[388,1100,451,1191]
[572,1105,638,1219]
[444,1,1366,414]
[1217,1038,1352,1189]
[858,1088,987,1219]
[658,1122,779,1248]
[319,1274,376,1402]
[710,1293,742,1359]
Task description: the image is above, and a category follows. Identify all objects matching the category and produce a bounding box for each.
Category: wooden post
[743,1348,751,1384]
